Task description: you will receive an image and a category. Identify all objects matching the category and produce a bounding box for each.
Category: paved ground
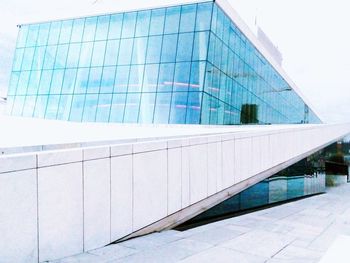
[51,184,350,263]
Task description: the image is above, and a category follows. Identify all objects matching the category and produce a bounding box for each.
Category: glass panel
[43,45,57,69]
[22,47,35,70]
[192,31,209,61]
[62,69,77,94]
[157,63,175,92]
[179,4,197,33]
[173,62,191,92]
[37,23,50,46]
[154,92,171,123]
[74,68,89,94]
[164,7,181,34]
[176,33,194,62]
[189,61,205,91]
[55,44,69,68]
[114,65,130,93]
[59,20,73,44]
[66,43,81,68]
[169,92,188,124]
[118,39,133,65]
[69,94,85,121]
[78,42,93,67]
[8,72,20,95]
[50,69,64,94]
[135,10,151,37]
[17,25,29,48]
[27,71,40,95]
[108,14,123,39]
[16,71,30,95]
[143,64,159,92]
[109,93,126,122]
[33,95,48,118]
[87,67,102,94]
[100,66,116,93]
[26,24,39,47]
[12,96,25,116]
[57,95,73,120]
[132,37,148,65]
[32,46,46,70]
[91,41,106,67]
[104,40,120,66]
[95,15,110,41]
[128,65,144,92]
[196,3,213,31]
[138,92,156,123]
[146,36,162,64]
[12,48,24,71]
[22,96,36,118]
[149,9,165,35]
[83,17,97,42]
[71,19,85,43]
[96,94,112,122]
[45,95,60,119]
[186,91,201,124]
[121,12,137,38]
[82,94,99,121]
[161,34,177,63]
[38,70,52,95]
[47,21,61,45]
[124,93,141,123]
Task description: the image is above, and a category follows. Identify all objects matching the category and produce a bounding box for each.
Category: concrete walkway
[52,184,350,263]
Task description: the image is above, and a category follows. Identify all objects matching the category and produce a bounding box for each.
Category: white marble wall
[0,124,349,262]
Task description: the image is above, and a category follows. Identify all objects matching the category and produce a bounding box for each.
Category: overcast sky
[0,0,349,123]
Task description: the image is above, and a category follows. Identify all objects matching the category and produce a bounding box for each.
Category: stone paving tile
[167,238,214,253]
[272,245,323,261]
[88,243,137,260]
[179,247,268,263]
[50,252,107,263]
[186,226,244,245]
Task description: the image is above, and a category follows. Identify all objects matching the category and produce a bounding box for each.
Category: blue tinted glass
[79,42,93,67]
[48,22,61,45]
[193,31,209,61]
[6,96,15,115]
[55,44,69,68]
[132,37,148,64]
[16,71,30,95]
[100,66,116,93]
[95,15,110,40]
[59,20,73,44]
[12,96,25,116]
[108,14,123,39]
[50,69,64,94]
[91,41,106,67]
[26,24,39,47]
[124,93,141,123]
[83,17,97,42]
[189,61,205,91]
[186,91,201,124]
[45,95,60,119]
[176,33,194,62]
[104,40,120,66]
[87,67,102,93]
[128,65,144,92]
[69,95,85,121]
[22,96,36,118]
[37,23,50,46]
[38,70,52,94]
[164,7,181,34]
[149,9,165,35]
[66,43,81,68]
[57,95,73,120]
[27,71,40,95]
[135,11,151,37]
[12,48,24,71]
[96,94,113,122]
[157,63,175,92]
[32,46,46,70]
[82,94,99,121]
[154,92,171,123]
[71,19,85,42]
[143,64,159,92]
[173,62,191,92]
[22,47,35,70]
[169,92,187,124]
[118,39,133,65]
[121,12,137,38]
[179,4,196,33]
[8,72,20,95]
[75,68,89,94]
[196,3,213,31]
[43,45,57,69]
[146,36,162,63]
[138,93,156,123]
[17,25,29,48]
[161,34,177,63]
[33,95,48,118]
[109,93,126,122]
[114,66,130,93]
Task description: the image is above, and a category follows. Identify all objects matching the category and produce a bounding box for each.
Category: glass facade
[7,1,321,125]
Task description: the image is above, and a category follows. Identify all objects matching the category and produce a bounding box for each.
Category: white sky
[0,0,349,123]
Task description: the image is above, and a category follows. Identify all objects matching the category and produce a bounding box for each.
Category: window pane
[69,94,85,121]
[96,94,112,122]
[128,65,144,92]
[32,46,46,70]
[121,12,137,38]
[161,34,177,63]
[154,92,171,123]
[157,63,175,92]
[179,4,196,33]
[149,9,165,35]
[87,67,102,94]
[48,22,61,45]
[16,71,30,95]
[26,24,39,47]
[91,41,106,67]
[104,40,120,66]
[146,35,162,64]
[114,65,130,93]
[192,31,209,61]
[118,39,133,65]
[22,96,36,118]
[83,17,97,42]
[95,15,110,40]
[17,26,29,48]
[189,61,205,91]
[57,95,73,120]
[8,72,20,95]
[50,69,64,94]
[33,95,48,118]
[139,93,156,123]
[62,69,77,94]
[143,64,159,92]
[71,19,85,43]
[12,96,25,116]
[59,20,73,44]
[38,70,52,94]
[12,48,24,71]
[135,11,151,37]
[132,37,148,65]
[82,94,99,121]
[27,71,40,95]
[164,7,181,34]
[55,44,69,68]
[37,23,50,46]
[79,42,93,67]
[100,66,116,93]
[169,92,188,124]
[124,93,141,123]
[43,45,57,69]
[66,43,81,68]
[173,62,191,92]
[45,95,60,119]
[186,91,201,124]
[22,47,35,70]
[108,14,123,39]
[176,33,194,62]
[196,3,213,31]
[74,68,89,94]
[109,93,126,122]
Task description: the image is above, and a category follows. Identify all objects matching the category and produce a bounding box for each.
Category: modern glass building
[7,0,321,125]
